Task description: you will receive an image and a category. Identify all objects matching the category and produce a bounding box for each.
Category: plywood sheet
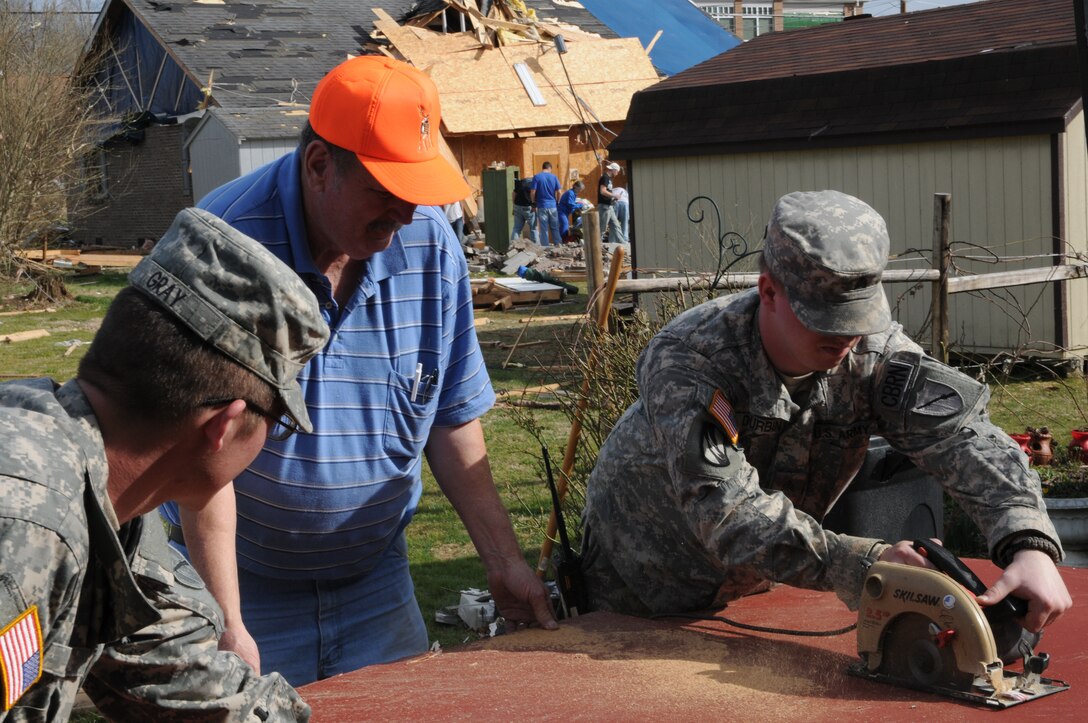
[372,9,658,135]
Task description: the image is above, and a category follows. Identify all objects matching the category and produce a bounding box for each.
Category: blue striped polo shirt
[161,150,495,579]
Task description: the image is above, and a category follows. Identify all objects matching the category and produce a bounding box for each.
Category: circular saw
[848,539,1069,708]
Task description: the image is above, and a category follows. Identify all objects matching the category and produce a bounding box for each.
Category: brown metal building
[610,0,1088,357]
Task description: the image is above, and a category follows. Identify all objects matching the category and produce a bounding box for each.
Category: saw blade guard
[856,561,1001,682]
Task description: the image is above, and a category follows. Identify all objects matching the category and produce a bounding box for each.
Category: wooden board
[16,250,143,267]
[1,329,49,343]
[0,308,56,318]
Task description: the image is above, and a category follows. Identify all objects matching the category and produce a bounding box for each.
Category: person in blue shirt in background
[160,55,557,688]
[531,162,562,246]
[558,179,584,243]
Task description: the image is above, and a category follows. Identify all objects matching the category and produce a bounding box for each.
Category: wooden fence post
[537,246,626,578]
[584,210,603,304]
[930,193,951,364]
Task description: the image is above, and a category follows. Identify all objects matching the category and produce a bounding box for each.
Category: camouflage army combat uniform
[0,378,309,721]
[582,203,1062,616]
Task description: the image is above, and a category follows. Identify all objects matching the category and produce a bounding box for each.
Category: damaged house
[73,0,725,247]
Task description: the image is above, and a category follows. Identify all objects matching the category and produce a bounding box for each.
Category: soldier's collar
[747,315,802,419]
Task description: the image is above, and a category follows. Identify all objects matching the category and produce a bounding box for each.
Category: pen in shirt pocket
[410,364,439,402]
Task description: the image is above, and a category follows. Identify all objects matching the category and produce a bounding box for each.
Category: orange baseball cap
[308,55,470,206]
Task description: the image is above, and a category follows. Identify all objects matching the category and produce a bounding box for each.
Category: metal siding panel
[665,157,683,267]
[1061,114,1088,353]
[240,140,294,174]
[190,113,240,203]
[665,159,685,268]
[632,135,1068,355]
[948,142,974,348]
[840,146,859,203]
[658,159,671,269]
[642,158,667,271]
[698,154,720,271]
[869,147,890,217]
[982,141,1007,349]
[760,151,777,238]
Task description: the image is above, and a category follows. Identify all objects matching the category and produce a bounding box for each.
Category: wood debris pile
[366,2,659,136]
[471,276,567,310]
[398,0,601,48]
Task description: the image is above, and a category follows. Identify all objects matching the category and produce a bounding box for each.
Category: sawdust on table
[478,624,847,716]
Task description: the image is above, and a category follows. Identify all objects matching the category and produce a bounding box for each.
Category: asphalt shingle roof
[656,0,1076,91]
[106,0,396,109]
[610,0,1082,158]
[95,0,622,137]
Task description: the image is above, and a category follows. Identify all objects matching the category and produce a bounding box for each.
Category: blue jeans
[599,204,627,245]
[614,200,630,240]
[558,208,571,239]
[536,206,562,246]
[237,532,428,687]
[511,204,537,243]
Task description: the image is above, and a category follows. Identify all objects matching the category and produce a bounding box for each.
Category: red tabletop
[300,560,1087,721]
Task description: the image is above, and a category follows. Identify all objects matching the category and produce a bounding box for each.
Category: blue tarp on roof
[576,0,740,76]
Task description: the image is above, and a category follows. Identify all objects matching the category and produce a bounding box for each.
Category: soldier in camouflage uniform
[582,190,1071,633]
[0,208,329,721]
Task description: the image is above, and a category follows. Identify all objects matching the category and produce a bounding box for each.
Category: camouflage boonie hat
[763,190,891,336]
[129,208,329,432]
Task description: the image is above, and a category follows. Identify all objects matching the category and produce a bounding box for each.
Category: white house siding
[239,139,297,177]
[632,134,1062,355]
[1060,110,1088,355]
[189,113,242,204]
[189,115,295,204]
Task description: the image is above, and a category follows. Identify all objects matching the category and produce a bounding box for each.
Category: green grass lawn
[0,271,588,653]
[4,270,1086,658]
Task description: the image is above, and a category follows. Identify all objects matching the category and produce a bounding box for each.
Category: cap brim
[361,154,471,206]
[279,382,314,434]
[789,284,892,337]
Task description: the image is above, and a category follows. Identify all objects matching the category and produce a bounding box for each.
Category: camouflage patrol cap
[763,190,892,336]
[129,208,329,432]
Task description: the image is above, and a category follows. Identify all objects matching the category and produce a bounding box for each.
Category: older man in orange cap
[160,55,557,687]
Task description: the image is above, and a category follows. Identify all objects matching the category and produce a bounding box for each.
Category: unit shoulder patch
[1,605,43,711]
[911,378,963,417]
[708,389,739,445]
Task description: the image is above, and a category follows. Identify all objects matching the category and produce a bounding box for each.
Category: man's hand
[486,556,558,631]
[976,549,1072,632]
[219,622,262,673]
[425,420,558,632]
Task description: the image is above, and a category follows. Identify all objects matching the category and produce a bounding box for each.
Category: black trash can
[823,436,944,541]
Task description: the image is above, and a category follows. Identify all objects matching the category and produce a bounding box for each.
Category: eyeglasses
[200,398,302,442]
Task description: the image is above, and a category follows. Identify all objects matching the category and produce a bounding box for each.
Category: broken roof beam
[449,0,542,43]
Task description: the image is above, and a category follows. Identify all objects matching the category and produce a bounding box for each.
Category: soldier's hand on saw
[976,549,1072,632]
[878,538,941,568]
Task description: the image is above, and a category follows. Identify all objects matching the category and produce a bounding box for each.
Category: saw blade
[879,612,973,690]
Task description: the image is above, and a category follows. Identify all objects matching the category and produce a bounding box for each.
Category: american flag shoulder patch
[1,605,43,711]
[708,389,739,446]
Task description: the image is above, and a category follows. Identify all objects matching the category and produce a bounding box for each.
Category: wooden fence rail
[612,194,1088,361]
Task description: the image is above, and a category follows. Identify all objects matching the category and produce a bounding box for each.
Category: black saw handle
[912,539,1028,619]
